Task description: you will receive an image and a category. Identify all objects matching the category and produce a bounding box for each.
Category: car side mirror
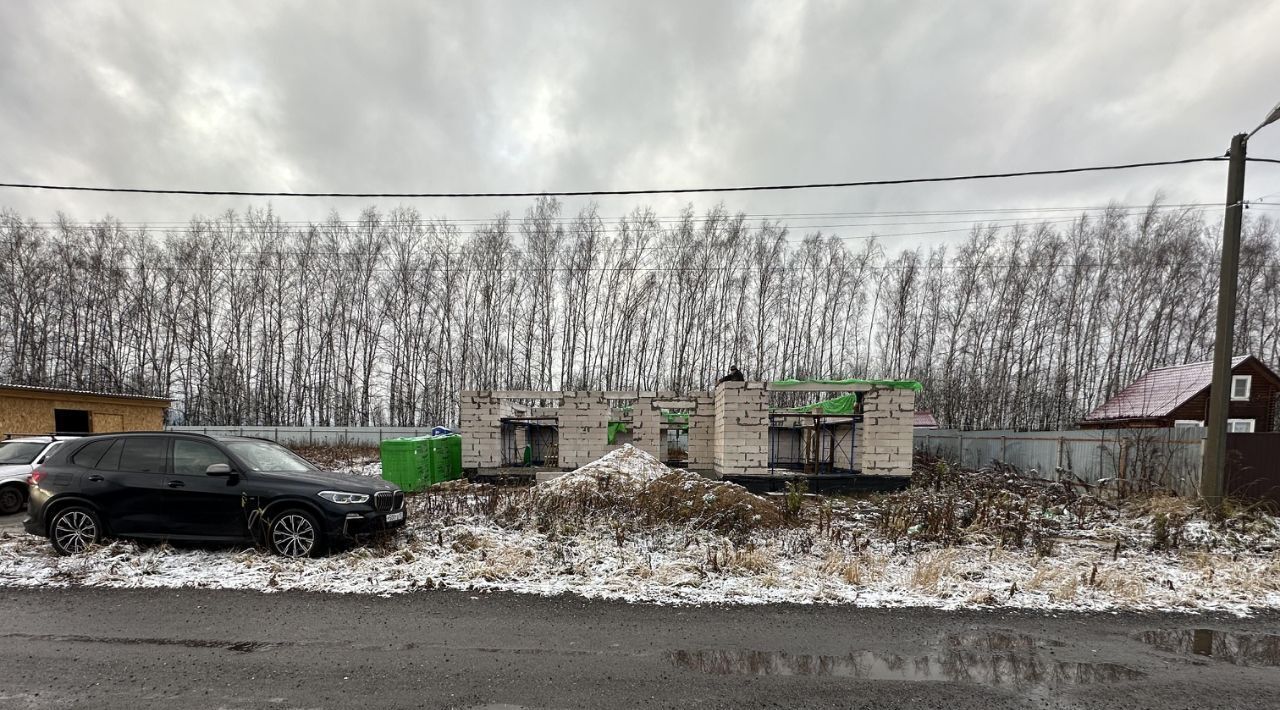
[206,463,233,476]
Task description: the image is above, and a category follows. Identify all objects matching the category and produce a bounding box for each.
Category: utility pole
[1200,133,1248,505]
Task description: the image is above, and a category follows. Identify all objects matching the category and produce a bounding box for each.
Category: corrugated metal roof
[1081,357,1248,422]
[914,411,940,428]
[0,383,172,402]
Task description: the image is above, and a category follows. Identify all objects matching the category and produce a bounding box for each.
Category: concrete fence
[914,427,1205,496]
[165,426,443,446]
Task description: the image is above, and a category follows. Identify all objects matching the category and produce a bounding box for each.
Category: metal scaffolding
[768,412,863,475]
[499,416,559,467]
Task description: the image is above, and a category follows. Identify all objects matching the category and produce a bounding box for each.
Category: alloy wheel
[53,510,97,554]
[272,513,316,557]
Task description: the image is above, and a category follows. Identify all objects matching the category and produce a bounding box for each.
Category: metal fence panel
[165,426,442,446]
[914,427,1204,495]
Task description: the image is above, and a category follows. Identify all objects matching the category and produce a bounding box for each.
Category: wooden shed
[1079,356,1280,432]
[0,384,170,435]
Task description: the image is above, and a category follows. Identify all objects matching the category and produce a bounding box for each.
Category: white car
[0,436,77,515]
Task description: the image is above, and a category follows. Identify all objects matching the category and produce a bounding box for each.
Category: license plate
[385,511,404,523]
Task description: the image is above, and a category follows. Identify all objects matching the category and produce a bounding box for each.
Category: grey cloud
[1,0,1278,242]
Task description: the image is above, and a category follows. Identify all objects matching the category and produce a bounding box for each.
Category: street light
[1247,100,1280,139]
[1201,101,1280,504]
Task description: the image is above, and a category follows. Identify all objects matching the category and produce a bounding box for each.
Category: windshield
[33,441,63,464]
[0,441,47,465]
[223,441,317,472]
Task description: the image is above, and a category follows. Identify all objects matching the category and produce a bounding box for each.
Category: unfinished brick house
[459,380,919,482]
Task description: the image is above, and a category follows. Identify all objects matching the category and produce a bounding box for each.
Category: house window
[1227,418,1255,433]
[1173,420,1203,428]
[1231,375,1252,401]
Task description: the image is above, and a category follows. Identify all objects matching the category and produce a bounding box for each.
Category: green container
[445,434,462,477]
[426,434,463,483]
[381,433,463,490]
[379,436,430,492]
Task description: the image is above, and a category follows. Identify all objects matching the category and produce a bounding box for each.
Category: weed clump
[876,453,1111,550]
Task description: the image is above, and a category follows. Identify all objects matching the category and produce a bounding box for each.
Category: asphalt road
[0,587,1277,709]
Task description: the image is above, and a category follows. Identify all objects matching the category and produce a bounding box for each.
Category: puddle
[944,631,1064,652]
[2,632,274,653]
[1138,629,1280,666]
[668,631,1142,688]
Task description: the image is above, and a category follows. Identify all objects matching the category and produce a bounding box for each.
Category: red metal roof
[913,410,940,428]
[1081,357,1247,422]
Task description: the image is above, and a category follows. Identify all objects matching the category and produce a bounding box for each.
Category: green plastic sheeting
[661,411,689,424]
[778,393,858,415]
[607,421,630,444]
[771,377,923,392]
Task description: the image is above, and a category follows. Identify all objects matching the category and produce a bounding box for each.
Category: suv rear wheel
[0,484,25,515]
[268,508,323,558]
[49,506,102,555]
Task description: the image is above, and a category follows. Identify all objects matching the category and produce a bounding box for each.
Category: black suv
[24,432,405,557]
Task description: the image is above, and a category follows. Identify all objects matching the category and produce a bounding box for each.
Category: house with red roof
[1079,356,1280,432]
[913,410,940,429]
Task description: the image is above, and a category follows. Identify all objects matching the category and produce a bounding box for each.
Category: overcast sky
[2,0,1279,251]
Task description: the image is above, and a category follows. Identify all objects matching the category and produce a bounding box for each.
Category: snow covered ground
[1,445,1277,613]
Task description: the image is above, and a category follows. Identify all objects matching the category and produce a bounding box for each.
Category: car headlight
[318,490,370,505]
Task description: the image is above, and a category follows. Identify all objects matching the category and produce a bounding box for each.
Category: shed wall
[0,393,164,434]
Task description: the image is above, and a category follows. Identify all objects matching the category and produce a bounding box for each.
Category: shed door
[54,409,91,434]
[93,413,124,433]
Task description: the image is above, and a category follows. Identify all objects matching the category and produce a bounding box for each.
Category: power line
[0,156,1226,198]
[8,202,1219,227]
[11,202,1218,232]
[1,257,1256,276]
[0,209,1230,275]
[0,207,1214,257]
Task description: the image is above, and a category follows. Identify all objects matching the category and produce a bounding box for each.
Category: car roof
[37,432,282,446]
[208,435,276,443]
[2,436,73,443]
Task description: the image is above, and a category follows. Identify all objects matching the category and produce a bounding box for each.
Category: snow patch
[2,446,1278,614]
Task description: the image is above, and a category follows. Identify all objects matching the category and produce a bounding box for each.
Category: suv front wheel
[268,508,324,558]
[49,506,103,555]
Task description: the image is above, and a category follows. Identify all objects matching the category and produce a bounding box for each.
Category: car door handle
[166,480,185,488]
[87,475,104,482]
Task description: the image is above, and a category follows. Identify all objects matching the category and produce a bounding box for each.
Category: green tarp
[607,421,630,444]
[777,392,858,415]
[770,377,924,393]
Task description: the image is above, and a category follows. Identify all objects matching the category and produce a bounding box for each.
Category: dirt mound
[527,445,783,537]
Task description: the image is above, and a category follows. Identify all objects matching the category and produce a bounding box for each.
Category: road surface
[0,586,1276,709]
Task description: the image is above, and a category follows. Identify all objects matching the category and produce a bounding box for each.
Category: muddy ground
[0,586,1276,709]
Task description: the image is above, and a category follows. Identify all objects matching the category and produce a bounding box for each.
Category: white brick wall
[459,382,916,478]
[856,388,916,475]
[713,382,770,475]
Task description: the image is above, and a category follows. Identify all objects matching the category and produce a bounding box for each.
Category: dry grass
[293,443,380,470]
[877,456,1114,551]
[725,547,773,574]
[909,550,957,591]
[818,551,885,586]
